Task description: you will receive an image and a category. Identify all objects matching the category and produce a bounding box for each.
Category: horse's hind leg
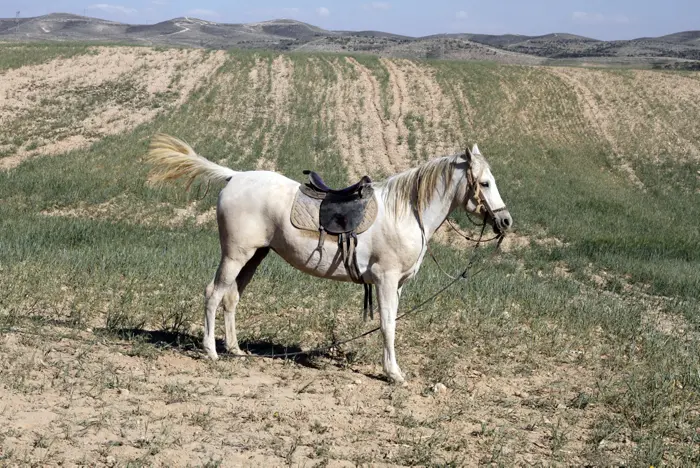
[222,247,270,355]
[203,249,256,360]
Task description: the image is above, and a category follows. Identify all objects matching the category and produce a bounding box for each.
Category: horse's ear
[463,144,473,164]
[472,144,481,155]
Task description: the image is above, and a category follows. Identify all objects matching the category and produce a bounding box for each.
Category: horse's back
[216,170,299,248]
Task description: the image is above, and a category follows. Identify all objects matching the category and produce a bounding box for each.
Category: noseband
[466,167,507,222]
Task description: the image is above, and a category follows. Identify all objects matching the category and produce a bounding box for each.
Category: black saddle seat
[303,170,372,196]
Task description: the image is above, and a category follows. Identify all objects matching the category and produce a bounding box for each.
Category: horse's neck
[417,176,461,240]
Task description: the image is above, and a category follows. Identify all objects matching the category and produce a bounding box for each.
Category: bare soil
[1,318,611,467]
[0,47,226,170]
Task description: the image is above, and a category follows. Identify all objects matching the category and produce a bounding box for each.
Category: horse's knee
[204,281,216,299]
[222,289,240,311]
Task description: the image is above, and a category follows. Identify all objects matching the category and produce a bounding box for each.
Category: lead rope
[424,220,488,280]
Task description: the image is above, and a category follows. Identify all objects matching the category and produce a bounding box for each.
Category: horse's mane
[379,152,489,219]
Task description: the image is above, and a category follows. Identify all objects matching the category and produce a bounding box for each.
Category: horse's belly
[271,227,358,282]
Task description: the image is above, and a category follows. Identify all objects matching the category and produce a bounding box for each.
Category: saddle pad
[290,188,378,234]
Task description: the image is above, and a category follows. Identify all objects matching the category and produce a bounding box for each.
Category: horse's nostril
[502,217,511,227]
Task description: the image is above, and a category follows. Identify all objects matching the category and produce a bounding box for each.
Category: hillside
[0,44,698,466]
[1,13,700,66]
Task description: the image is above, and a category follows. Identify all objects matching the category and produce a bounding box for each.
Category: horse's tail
[144,133,236,190]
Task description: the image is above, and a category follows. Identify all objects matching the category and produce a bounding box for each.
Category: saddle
[305,170,372,196]
[302,170,374,235]
[291,171,378,320]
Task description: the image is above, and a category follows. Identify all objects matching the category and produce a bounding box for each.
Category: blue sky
[3,1,698,40]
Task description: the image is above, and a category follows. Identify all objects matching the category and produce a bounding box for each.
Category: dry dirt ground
[1,50,699,466]
[2,309,627,467]
[0,46,226,170]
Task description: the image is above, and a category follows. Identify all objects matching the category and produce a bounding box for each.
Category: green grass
[0,47,698,465]
[0,42,96,71]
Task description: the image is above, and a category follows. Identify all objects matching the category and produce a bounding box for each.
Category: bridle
[420,161,507,280]
[464,165,508,236]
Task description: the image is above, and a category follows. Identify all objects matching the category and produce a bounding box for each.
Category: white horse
[145,134,512,383]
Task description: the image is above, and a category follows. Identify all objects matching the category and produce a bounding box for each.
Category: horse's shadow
[99,328,385,381]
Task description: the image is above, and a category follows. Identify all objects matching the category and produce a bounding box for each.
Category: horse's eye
[479,182,490,188]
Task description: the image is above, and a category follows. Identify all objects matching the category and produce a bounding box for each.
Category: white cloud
[364,2,390,11]
[187,9,220,18]
[151,0,167,5]
[572,11,629,24]
[456,10,468,20]
[316,7,330,17]
[88,4,137,15]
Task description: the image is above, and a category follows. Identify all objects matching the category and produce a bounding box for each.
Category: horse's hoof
[227,348,248,356]
[387,374,406,386]
[204,350,219,361]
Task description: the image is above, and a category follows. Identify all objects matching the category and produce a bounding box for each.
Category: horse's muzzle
[492,210,513,234]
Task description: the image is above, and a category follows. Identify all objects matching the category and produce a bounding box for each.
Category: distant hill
[1,13,699,66]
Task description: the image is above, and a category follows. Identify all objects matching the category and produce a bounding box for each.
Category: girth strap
[363,283,374,321]
[337,232,374,322]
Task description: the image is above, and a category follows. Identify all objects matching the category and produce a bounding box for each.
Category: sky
[2,1,698,40]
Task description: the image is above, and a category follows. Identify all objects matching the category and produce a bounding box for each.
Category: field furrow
[549,67,700,168]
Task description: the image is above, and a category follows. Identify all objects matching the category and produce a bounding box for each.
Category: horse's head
[461,144,513,235]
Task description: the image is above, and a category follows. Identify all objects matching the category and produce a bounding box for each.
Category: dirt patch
[432,223,564,254]
[40,195,214,229]
[642,307,697,341]
[0,47,226,170]
[195,207,217,226]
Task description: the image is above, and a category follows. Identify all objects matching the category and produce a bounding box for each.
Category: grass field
[0,44,698,466]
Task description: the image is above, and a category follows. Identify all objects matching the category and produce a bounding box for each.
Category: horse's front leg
[376,275,405,384]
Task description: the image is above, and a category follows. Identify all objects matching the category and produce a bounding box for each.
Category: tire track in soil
[382,59,463,164]
[438,71,476,144]
[324,57,392,180]
[550,67,700,178]
[259,54,294,169]
[379,57,411,169]
[495,68,576,147]
[548,67,647,189]
[399,59,463,157]
[345,57,398,177]
[242,57,272,161]
[324,57,368,180]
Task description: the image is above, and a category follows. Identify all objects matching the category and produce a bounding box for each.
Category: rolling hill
[1,13,699,66]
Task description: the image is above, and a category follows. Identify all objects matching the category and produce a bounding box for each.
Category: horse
[144,134,513,383]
